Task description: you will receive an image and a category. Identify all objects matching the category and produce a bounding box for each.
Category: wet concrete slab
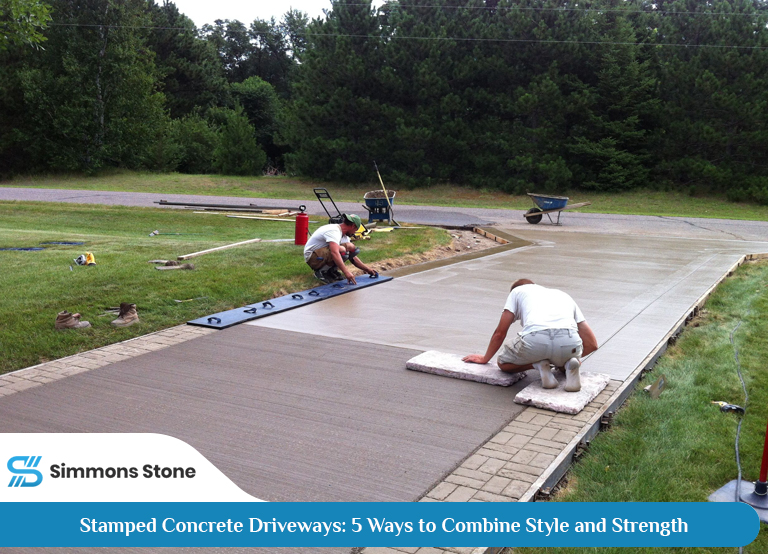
[0,326,529,503]
[248,230,768,381]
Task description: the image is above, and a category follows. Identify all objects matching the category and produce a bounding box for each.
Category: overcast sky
[172,0,382,28]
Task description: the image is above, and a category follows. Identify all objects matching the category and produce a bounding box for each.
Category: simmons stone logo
[7,456,43,487]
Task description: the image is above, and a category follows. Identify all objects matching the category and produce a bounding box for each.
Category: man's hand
[462,354,488,364]
[346,272,357,285]
[368,269,379,278]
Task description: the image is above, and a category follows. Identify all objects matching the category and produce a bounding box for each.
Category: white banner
[1,434,261,502]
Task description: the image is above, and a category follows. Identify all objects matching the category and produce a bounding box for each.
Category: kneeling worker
[462,279,598,392]
[304,214,378,285]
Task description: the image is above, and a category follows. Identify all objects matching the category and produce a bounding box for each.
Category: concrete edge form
[386,227,532,278]
[516,252,765,502]
[187,276,393,329]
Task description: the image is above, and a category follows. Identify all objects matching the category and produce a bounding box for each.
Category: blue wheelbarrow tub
[364,190,396,209]
[527,193,569,211]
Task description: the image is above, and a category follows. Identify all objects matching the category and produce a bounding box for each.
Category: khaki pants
[498,329,582,367]
[306,247,348,271]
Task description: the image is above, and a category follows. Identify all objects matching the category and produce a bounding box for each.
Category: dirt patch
[364,228,501,274]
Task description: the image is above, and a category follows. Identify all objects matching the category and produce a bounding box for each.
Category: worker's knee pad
[348,247,359,260]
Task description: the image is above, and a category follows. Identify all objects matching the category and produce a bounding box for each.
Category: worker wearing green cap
[304,214,378,284]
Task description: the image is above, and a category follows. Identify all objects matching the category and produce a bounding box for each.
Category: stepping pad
[188,275,392,329]
[406,350,526,386]
[514,372,610,415]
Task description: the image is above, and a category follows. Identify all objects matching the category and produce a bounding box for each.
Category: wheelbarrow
[524,193,591,225]
[362,190,396,224]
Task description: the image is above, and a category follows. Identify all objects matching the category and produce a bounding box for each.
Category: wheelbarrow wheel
[525,207,543,224]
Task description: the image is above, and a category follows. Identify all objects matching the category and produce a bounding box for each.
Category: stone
[406,350,526,386]
[513,372,610,415]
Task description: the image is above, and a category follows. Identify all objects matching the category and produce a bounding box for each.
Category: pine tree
[652,0,768,199]
[284,0,388,181]
[146,0,227,119]
[567,9,660,191]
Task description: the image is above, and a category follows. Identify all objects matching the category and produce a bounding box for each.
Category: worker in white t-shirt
[463,279,598,392]
[304,214,378,285]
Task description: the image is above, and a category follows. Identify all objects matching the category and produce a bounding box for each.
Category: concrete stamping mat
[0,326,530,503]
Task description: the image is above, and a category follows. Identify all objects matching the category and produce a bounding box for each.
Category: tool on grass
[155,263,195,271]
[313,188,345,225]
[712,401,745,414]
[149,230,203,236]
[73,252,96,265]
[373,161,400,227]
[174,296,208,303]
[643,374,666,399]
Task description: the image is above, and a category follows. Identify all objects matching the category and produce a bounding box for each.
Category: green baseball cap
[343,214,362,230]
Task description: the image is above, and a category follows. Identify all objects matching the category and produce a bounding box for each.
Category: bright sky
[172,0,383,28]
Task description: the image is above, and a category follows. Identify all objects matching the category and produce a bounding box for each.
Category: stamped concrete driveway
[2,188,768,554]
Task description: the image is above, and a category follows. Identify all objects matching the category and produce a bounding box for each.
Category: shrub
[211,106,266,176]
[171,114,218,174]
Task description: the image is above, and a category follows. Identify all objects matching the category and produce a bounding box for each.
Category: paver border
[0,325,216,397]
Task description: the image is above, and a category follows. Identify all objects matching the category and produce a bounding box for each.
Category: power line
[45,23,768,50]
[371,1,768,18]
[307,31,768,50]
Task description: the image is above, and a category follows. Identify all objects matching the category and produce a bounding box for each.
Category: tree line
[2,0,768,203]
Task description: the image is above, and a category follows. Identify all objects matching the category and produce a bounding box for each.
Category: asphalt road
[2,187,768,241]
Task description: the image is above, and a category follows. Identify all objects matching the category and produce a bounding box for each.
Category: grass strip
[4,171,768,221]
[517,260,768,553]
[0,201,449,375]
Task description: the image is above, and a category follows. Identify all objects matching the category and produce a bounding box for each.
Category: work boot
[533,359,558,389]
[55,311,91,330]
[325,267,345,282]
[111,303,139,327]
[564,357,581,392]
[313,269,331,284]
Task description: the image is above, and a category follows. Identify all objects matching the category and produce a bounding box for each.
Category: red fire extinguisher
[295,212,309,246]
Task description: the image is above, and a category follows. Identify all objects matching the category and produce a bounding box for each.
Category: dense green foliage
[2,0,768,201]
[0,0,52,50]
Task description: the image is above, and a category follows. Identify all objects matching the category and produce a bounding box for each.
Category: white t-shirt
[503,284,585,335]
[303,223,351,261]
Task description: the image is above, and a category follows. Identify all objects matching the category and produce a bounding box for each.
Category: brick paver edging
[0,325,216,397]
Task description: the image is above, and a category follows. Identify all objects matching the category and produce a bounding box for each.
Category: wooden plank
[177,238,261,260]
[227,215,319,223]
[472,228,510,244]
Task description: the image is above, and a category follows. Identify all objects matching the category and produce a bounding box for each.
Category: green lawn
[0,201,449,375]
[4,171,768,221]
[517,260,768,554]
